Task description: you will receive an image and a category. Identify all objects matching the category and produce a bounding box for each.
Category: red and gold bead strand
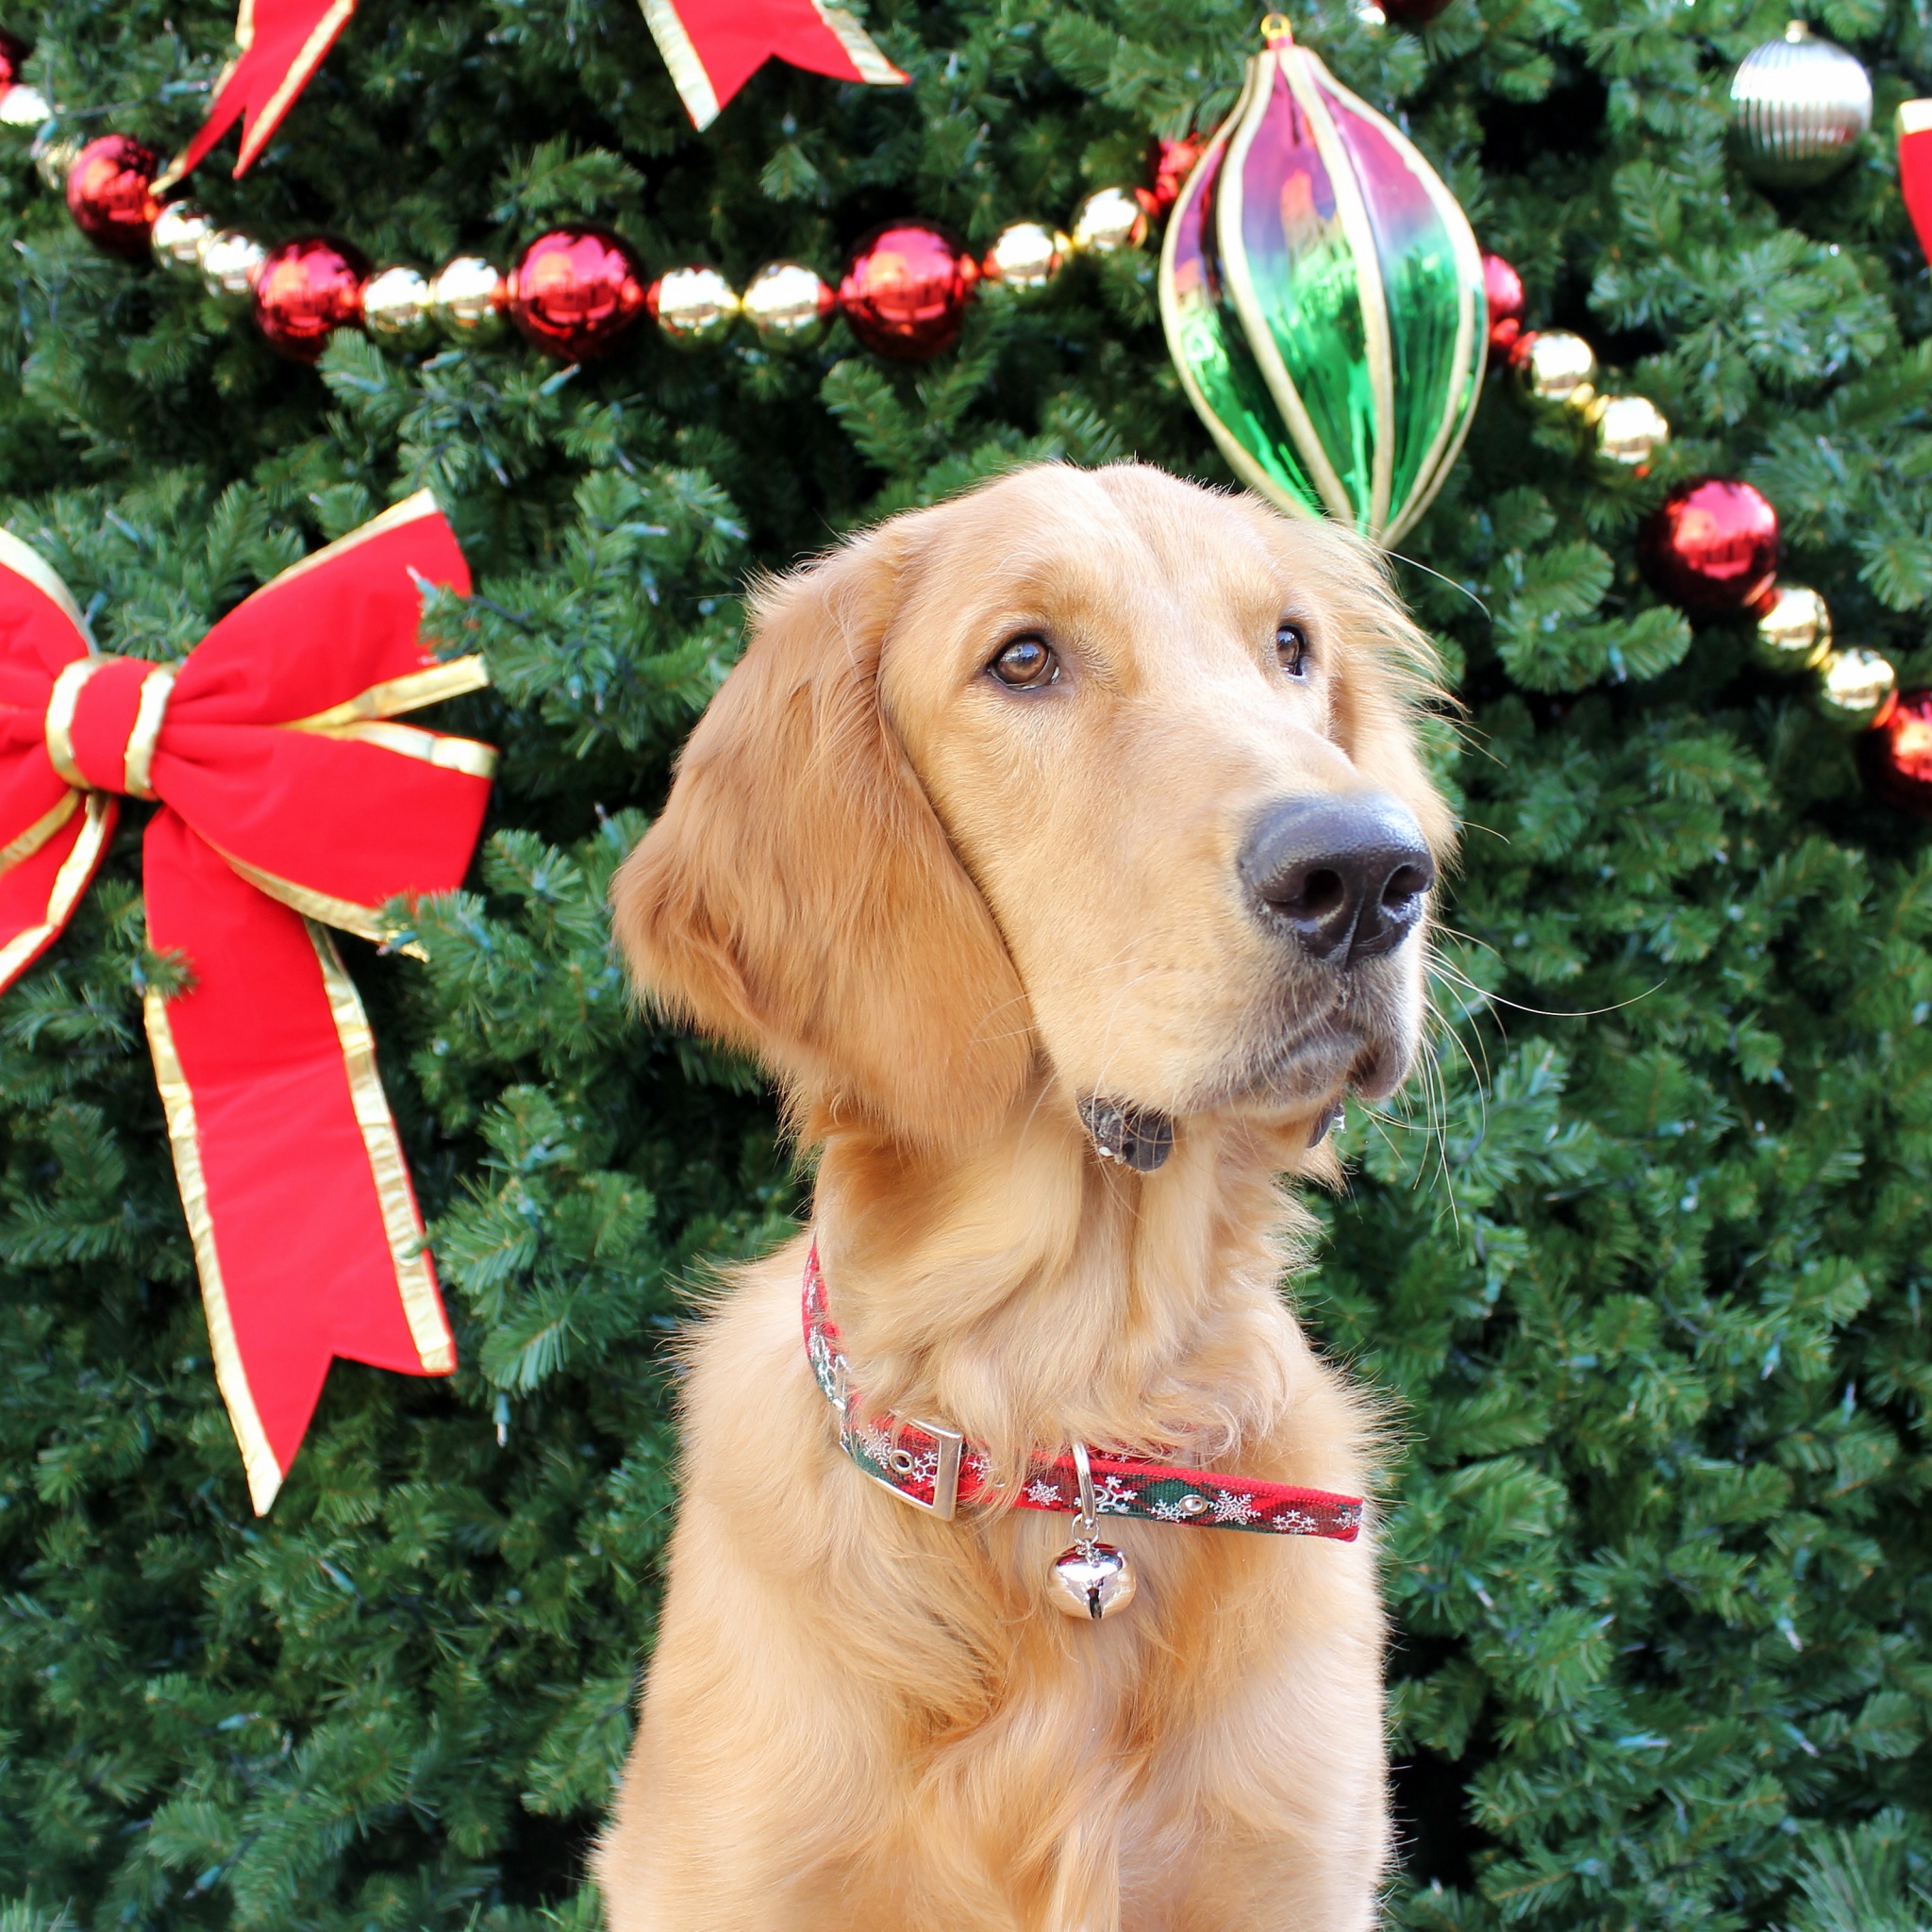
[1,40,1175,368]
[1481,248,1912,755]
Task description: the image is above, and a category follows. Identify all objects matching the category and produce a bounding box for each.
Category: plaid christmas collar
[803,1240,1364,1540]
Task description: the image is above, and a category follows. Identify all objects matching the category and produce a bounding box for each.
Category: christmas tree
[3,0,1931,1924]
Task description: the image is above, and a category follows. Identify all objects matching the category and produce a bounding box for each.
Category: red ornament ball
[1380,0,1455,25]
[509,226,648,361]
[1861,690,1932,812]
[839,223,979,361]
[65,135,161,260]
[0,27,29,91]
[253,237,371,362]
[1639,478,1781,613]
[1482,251,1524,355]
[1140,136,1205,217]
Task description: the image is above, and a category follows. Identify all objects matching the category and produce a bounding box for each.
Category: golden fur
[599,463,1454,1931]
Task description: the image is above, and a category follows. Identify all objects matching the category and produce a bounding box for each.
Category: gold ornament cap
[740,261,833,346]
[1516,329,1598,410]
[1069,187,1148,256]
[648,265,741,348]
[983,221,1068,293]
[1591,393,1670,467]
[1816,645,1896,730]
[1754,585,1832,673]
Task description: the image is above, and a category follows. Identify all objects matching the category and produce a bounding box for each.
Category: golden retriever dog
[599,461,1453,1931]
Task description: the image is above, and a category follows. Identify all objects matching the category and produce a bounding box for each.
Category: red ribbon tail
[640,0,906,130]
[143,811,454,1513]
[164,0,357,185]
[0,795,115,995]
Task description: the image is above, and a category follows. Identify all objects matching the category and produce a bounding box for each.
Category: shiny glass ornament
[428,257,508,341]
[150,203,215,275]
[1481,251,1524,354]
[0,84,48,128]
[646,265,741,348]
[981,222,1067,294]
[198,229,267,300]
[1158,15,1485,543]
[1639,478,1780,613]
[1861,690,1932,813]
[65,134,160,259]
[1591,394,1670,467]
[1729,23,1872,190]
[0,28,45,127]
[29,129,79,189]
[1817,647,1897,731]
[1070,187,1147,255]
[1753,585,1832,672]
[361,266,436,346]
[839,224,978,360]
[741,260,837,346]
[1514,329,1596,409]
[253,237,370,363]
[509,227,647,361]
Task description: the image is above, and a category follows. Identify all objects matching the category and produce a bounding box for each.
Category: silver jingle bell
[1049,1538,1137,1620]
[1047,1439,1137,1621]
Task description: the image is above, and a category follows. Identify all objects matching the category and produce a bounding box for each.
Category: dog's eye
[990,636,1058,689]
[1276,623,1310,677]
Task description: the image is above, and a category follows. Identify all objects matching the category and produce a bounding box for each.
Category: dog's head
[613,463,1454,1164]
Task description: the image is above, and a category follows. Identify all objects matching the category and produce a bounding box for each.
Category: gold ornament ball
[362,266,436,345]
[1069,187,1148,256]
[428,256,508,341]
[1591,393,1670,467]
[647,265,740,348]
[150,202,214,274]
[197,228,267,300]
[1816,646,1897,730]
[982,221,1068,293]
[0,82,50,127]
[739,260,833,347]
[1753,585,1832,673]
[1515,329,1597,410]
[29,128,79,191]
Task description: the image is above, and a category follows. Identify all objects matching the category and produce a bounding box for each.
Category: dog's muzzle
[1240,792,1434,966]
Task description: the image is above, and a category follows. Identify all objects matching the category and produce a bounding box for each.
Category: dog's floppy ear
[611,524,1033,1148]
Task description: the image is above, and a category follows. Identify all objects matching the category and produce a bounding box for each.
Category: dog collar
[802,1241,1363,1539]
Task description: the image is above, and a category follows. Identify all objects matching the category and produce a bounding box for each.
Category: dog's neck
[807,1083,1337,1479]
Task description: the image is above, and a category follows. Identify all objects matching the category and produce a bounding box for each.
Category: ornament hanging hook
[1260,11,1295,44]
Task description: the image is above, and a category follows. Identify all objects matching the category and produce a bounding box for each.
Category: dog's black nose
[1240,794,1436,966]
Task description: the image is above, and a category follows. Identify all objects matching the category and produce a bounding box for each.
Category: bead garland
[0,39,1187,369]
[1483,248,1915,761]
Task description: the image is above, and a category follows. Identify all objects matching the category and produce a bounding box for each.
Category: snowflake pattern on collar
[803,1240,1364,1541]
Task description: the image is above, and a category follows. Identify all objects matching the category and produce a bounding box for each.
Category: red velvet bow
[1901,102,1932,268]
[641,0,907,131]
[161,0,357,186]
[0,493,492,1511]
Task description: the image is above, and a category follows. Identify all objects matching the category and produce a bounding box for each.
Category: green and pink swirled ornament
[1158,16,1486,545]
